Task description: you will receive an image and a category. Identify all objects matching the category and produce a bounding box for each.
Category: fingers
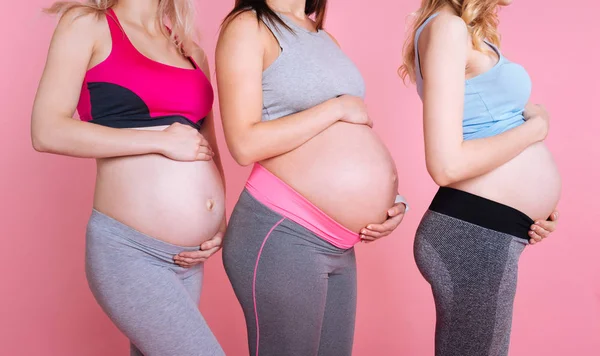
[388,203,407,217]
[534,220,555,234]
[360,228,388,239]
[363,223,388,234]
[174,242,222,267]
[528,219,556,245]
[198,136,211,149]
[195,145,214,161]
[528,230,543,244]
[173,250,208,268]
[174,256,207,268]
[360,213,405,243]
[177,249,209,259]
[201,235,223,251]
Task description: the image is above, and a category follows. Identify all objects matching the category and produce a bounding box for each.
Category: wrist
[526,116,547,142]
[154,131,171,155]
[328,96,345,122]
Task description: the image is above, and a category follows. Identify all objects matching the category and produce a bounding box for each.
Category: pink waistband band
[245,164,360,249]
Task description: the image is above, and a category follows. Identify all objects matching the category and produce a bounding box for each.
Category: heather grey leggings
[85,210,224,356]
[414,188,532,356]
[223,191,357,356]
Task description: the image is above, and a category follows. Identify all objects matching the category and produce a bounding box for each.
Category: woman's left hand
[360,202,407,243]
[528,210,559,245]
[173,231,224,268]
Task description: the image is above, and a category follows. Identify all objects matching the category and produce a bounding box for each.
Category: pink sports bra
[77,8,213,130]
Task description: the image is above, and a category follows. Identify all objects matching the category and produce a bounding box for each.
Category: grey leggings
[223,191,357,356]
[414,188,531,356]
[85,210,224,356]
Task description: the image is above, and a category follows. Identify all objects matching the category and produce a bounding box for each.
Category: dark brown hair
[222,0,328,32]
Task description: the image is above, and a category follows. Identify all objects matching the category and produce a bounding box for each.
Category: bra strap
[105,8,130,53]
[414,12,441,81]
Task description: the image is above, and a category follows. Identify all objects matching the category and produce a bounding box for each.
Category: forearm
[31,117,164,158]
[227,98,341,165]
[432,120,543,185]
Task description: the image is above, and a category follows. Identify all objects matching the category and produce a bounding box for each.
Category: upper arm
[215,11,265,145]
[419,15,469,170]
[32,10,100,128]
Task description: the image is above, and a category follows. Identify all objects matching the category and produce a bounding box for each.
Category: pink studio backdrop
[1,0,598,355]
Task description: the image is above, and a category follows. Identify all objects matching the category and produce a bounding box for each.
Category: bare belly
[450,142,562,221]
[262,122,398,233]
[94,128,225,247]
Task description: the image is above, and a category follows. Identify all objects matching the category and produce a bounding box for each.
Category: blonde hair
[399,0,501,83]
[45,0,198,55]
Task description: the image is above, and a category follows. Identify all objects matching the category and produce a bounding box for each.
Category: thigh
[318,250,357,356]
[87,253,222,356]
[253,226,331,356]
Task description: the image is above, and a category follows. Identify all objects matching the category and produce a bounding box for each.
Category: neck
[115,0,161,33]
[267,0,307,18]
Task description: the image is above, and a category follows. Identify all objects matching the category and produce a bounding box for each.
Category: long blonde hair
[45,0,198,55]
[399,0,501,83]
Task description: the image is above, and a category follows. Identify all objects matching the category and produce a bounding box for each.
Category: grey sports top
[260,13,366,122]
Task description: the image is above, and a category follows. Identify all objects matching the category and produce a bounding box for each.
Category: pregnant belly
[450,142,562,221]
[94,154,225,247]
[262,122,398,233]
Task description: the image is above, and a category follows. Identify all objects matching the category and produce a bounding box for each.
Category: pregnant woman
[31,1,225,355]
[400,0,561,355]
[216,0,407,354]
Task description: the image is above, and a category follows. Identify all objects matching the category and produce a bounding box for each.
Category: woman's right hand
[161,123,214,161]
[524,103,550,142]
[336,95,373,127]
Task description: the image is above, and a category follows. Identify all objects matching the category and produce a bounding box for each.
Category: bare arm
[215,12,368,166]
[420,15,547,186]
[31,10,208,161]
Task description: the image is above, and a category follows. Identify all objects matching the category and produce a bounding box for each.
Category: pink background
[1,0,599,355]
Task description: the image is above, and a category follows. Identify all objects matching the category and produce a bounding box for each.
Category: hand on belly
[359,201,408,243]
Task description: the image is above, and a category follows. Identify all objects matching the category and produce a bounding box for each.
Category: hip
[419,187,534,242]
[85,209,203,278]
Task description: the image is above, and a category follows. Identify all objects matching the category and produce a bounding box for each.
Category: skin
[216,0,406,246]
[31,0,226,266]
[418,1,560,244]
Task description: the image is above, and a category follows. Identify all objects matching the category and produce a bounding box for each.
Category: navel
[206,199,215,212]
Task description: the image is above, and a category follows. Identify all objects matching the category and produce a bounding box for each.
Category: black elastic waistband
[429,187,533,240]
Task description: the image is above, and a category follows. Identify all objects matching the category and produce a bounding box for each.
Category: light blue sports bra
[415,13,532,140]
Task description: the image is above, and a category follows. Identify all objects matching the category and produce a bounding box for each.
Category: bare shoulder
[219,10,264,43]
[55,8,105,39]
[216,10,268,63]
[419,13,468,49]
